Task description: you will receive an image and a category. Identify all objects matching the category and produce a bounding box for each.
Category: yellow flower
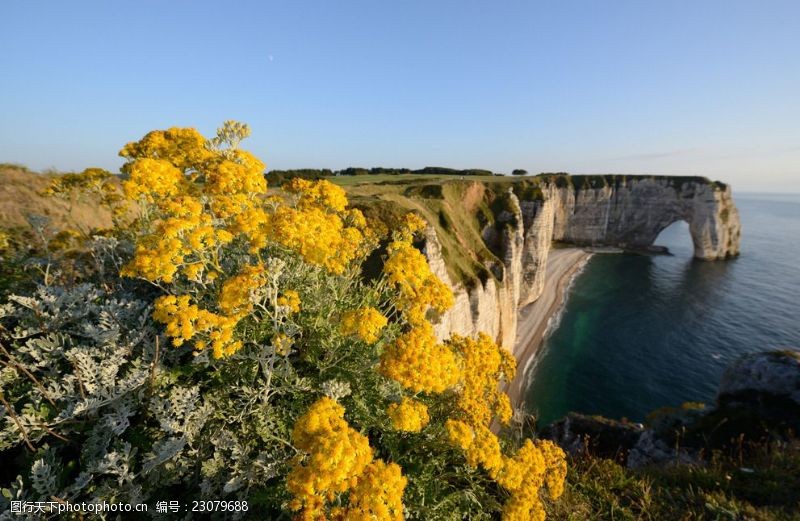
[383,238,453,326]
[287,397,374,519]
[268,204,364,274]
[218,265,265,316]
[387,397,429,433]
[340,307,388,344]
[152,295,242,358]
[285,178,349,212]
[272,333,293,356]
[123,158,187,203]
[277,290,301,314]
[443,333,567,520]
[204,154,266,196]
[119,126,213,172]
[379,322,461,394]
[448,333,514,427]
[332,460,407,521]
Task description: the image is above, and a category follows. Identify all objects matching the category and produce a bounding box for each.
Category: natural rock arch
[550,176,741,260]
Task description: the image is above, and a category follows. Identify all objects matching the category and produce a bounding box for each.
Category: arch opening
[654,220,695,257]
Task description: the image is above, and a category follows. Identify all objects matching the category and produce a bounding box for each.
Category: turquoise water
[524,193,800,425]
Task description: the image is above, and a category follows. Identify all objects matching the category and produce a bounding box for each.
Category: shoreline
[505,248,593,408]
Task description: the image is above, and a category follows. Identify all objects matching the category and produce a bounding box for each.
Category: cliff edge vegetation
[539,349,800,520]
[0,123,567,521]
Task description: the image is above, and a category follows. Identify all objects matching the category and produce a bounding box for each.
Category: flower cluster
[287,397,373,517]
[120,194,231,284]
[217,265,265,316]
[446,419,566,521]
[387,397,430,433]
[268,182,368,274]
[441,332,565,520]
[41,167,126,222]
[277,290,301,314]
[496,440,567,521]
[379,214,460,394]
[331,460,407,521]
[380,322,460,393]
[449,333,515,427]
[446,419,504,475]
[382,214,453,326]
[152,295,241,358]
[288,397,406,520]
[119,126,214,173]
[119,122,369,357]
[340,306,388,344]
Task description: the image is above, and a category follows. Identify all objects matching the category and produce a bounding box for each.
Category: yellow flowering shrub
[387,397,430,432]
[119,122,369,358]
[380,322,461,393]
[340,306,388,344]
[288,397,407,521]
[331,460,407,521]
[70,120,568,519]
[277,290,301,314]
[41,167,127,223]
[443,333,566,520]
[449,333,516,427]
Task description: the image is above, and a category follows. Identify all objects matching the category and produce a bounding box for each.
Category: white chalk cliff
[423,175,741,350]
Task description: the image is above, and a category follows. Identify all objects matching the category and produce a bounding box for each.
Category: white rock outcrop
[551,178,741,260]
[423,176,741,351]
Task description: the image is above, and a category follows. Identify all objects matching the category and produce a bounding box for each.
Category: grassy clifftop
[335,172,727,286]
[0,164,114,232]
[0,166,725,288]
[342,176,547,288]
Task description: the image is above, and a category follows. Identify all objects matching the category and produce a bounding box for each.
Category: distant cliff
[550,175,741,260]
[351,174,741,354]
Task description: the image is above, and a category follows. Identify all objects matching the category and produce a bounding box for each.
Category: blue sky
[1,0,798,192]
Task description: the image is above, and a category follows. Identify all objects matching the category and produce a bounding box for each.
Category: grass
[346,179,504,287]
[0,165,114,232]
[546,440,800,520]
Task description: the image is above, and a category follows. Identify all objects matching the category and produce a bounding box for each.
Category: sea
[524,193,800,426]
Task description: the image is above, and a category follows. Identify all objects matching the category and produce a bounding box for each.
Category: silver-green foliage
[0,281,297,518]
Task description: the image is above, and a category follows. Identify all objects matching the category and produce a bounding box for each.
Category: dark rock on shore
[539,349,800,468]
[540,413,644,464]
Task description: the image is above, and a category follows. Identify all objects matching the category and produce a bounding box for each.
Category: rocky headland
[355,174,743,406]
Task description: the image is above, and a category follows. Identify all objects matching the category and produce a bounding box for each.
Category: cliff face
[551,177,741,260]
[423,175,741,350]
